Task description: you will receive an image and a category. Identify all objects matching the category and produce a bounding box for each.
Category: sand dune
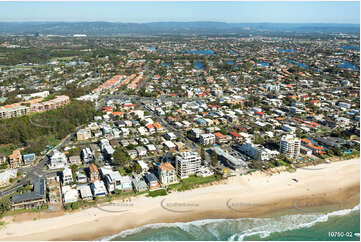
[0,158,359,241]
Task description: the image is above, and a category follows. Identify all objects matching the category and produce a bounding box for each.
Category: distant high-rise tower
[280,134,301,160]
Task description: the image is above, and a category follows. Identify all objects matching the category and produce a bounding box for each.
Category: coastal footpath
[0,158,359,241]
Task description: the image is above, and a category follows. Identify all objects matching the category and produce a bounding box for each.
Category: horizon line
[0,21,359,25]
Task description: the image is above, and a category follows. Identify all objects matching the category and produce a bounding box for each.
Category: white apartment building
[175,151,201,179]
[49,150,68,169]
[77,128,92,141]
[199,133,216,146]
[239,142,271,161]
[280,134,301,160]
[0,105,29,119]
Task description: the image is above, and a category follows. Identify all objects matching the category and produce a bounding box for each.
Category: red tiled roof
[214,132,226,139]
[229,131,241,137]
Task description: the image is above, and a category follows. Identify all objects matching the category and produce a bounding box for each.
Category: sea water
[103,204,360,241]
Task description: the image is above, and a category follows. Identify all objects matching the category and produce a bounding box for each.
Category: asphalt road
[0,126,81,198]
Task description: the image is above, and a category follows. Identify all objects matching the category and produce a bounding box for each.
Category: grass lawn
[168,175,221,192]
[277,159,289,166]
[147,189,167,197]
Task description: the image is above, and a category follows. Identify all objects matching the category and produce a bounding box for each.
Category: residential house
[89,164,100,183]
[157,162,178,185]
[153,122,164,132]
[62,185,79,204]
[199,133,215,146]
[69,156,81,165]
[104,171,123,193]
[77,184,93,200]
[22,153,36,166]
[229,131,242,142]
[136,146,147,157]
[49,150,67,169]
[62,167,73,185]
[136,160,149,173]
[164,132,177,141]
[76,172,88,183]
[127,150,138,159]
[214,132,227,144]
[90,180,107,197]
[163,140,176,151]
[144,172,161,190]
[146,144,157,153]
[132,174,148,192]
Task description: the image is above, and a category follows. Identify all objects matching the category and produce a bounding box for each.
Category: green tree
[70,164,78,181]
[113,147,131,168]
[0,197,11,216]
[200,147,205,160]
[211,152,218,167]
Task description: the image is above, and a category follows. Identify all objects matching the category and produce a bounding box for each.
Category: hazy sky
[0,1,359,24]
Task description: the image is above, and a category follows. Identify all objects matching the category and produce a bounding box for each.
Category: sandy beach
[0,158,359,241]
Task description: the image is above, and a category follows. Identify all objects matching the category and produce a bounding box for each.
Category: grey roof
[12,177,45,204]
[144,172,158,183]
[132,175,147,189]
[213,147,247,168]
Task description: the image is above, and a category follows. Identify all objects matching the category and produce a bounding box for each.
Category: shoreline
[0,158,359,241]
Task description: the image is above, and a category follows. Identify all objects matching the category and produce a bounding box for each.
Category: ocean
[102,204,360,241]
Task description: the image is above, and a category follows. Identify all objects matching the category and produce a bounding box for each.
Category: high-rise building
[280,134,301,160]
[175,151,201,179]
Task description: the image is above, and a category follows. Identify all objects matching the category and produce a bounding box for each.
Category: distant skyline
[0,1,359,24]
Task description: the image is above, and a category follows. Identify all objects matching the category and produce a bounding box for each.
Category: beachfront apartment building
[239,142,271,161]
[11,177,46,210]
[280,134,301,160]
[175,151,201,179]
[213,147,247,170]
[157,162,178,185]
